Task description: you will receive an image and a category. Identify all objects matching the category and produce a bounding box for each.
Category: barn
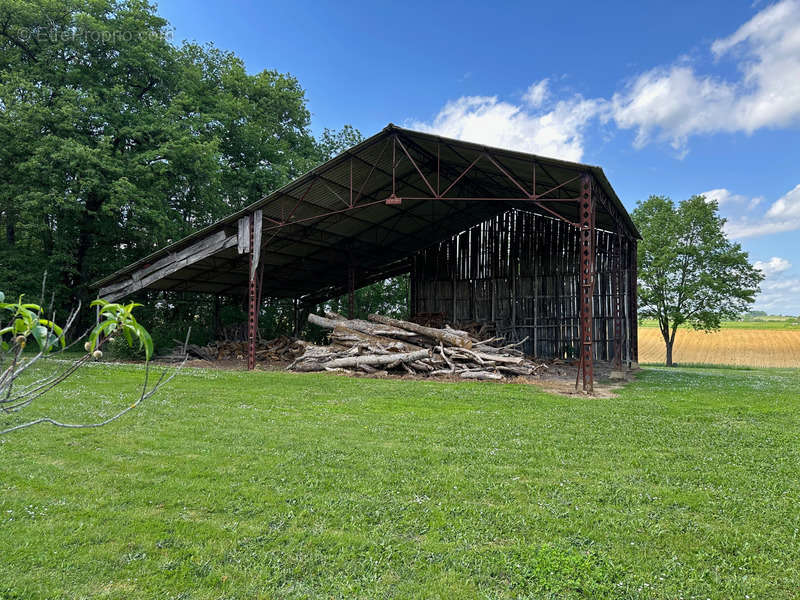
[93,124,641,391]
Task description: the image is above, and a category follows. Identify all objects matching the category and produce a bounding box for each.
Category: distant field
[638,327,800,367]
[639,318,800,330]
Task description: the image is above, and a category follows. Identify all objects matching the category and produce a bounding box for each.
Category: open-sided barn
[93,124,641,391]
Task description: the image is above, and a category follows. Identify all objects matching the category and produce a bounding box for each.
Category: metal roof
[93,123,640,303]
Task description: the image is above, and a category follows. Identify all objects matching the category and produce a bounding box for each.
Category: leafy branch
[0,290,184,435]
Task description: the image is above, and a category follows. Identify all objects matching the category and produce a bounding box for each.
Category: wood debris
[289,313,548,380]
[163,335,306,363]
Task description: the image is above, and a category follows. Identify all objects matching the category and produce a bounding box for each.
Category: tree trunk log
[320,349,430,370]
[330,325,422,353]
[308,314,417,338]
[368,314,472,349]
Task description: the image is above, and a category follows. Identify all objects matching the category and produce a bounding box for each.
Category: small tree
[632,195,763,366]
[1,293,181,435]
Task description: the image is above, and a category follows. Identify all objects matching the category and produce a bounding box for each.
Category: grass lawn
[1,362,799,598]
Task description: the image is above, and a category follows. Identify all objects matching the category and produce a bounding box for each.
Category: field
[638,325,800,368]
[1,362,799,598]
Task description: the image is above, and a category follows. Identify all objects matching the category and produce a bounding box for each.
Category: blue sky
[156,0,800,314]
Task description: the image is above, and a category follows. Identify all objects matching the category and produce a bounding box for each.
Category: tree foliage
[0,0,357,335]
[632,195,763,366]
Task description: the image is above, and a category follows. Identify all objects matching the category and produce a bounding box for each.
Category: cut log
[368,314,472,349]
[460,370,502,380]
[308,314,418,338]
[321,349,430,370]
[330,325,422,353]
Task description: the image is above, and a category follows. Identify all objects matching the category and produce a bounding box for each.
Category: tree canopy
[632,194,763,366]
[0,0,355,331]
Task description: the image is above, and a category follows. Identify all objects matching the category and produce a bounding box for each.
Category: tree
[0,0,339,334]
[632,195,763,366]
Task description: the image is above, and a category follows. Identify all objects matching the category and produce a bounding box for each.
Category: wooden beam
[99,230,237,301]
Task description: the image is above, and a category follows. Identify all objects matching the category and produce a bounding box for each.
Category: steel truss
[233,133,635,392]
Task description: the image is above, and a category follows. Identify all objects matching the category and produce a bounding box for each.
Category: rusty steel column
[247,215,257,371]
[578,174,595,392]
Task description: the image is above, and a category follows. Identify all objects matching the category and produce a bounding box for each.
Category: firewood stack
[167,335,305,362]
[288,312,547,380]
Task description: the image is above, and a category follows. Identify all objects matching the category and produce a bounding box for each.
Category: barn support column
[610,226,625,379]
[245,210,263,371]
[629,238,639,369]
[347,263,356,319]
[577,174,595,392]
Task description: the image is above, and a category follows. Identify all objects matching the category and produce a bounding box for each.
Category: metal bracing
[93,124,640,388]
[247,214,257,370]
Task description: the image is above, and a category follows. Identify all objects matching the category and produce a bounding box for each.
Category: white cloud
[410,89,602,162]
[610,0,800,152]
[523,79,550,108]
[725,183,800,238]
[610,66,738,152]
[753,256,792,276]
[765,183,800,219]
[413,1,800,161]
[700,188,748,206]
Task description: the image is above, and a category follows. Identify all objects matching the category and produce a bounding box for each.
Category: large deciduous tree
[0,0,341,327]
[632,195,763,366]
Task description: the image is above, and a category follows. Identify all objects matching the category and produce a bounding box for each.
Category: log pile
[289,312,547,380]
[164,335,305,363]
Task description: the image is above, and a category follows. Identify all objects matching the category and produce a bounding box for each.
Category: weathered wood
[250,209,262,279]
[297,349,430,372]
[460,370,502,380]
[368,314,472,349]
[99,231,237,301]
[238,216,250,254]
[330,325,422,353]
[410,208,632,363]
[308,314,418,338]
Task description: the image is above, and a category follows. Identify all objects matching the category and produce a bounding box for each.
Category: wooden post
[629,238,639,367]
[610,227,625,378]
[347,263,356,319]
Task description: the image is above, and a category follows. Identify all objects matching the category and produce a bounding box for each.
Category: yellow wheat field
[638,327,800,368]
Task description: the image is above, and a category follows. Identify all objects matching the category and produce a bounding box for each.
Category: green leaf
[31,325,48,350]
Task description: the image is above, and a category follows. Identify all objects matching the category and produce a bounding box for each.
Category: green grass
[1,362,799,598]
[639,318,800,330]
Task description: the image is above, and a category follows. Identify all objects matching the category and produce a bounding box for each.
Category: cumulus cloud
[523,79,550,108]
[410,89,602,162]
[725,183,800,238]
[753,256,792,276]
[412,1,800,160]
[700,188,748,206]
[610,0,800,152]
[765,183,800,219]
